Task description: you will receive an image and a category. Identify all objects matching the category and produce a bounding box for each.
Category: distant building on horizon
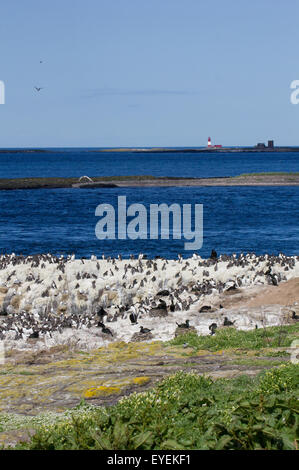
[256,142,266,149]
[255,140,274,149]
[207,136,222,149]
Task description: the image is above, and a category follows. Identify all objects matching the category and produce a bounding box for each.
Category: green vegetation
[236,172,299,177]
[13,364,298,450]
[1,324,298,450]
[167,324,299,352]
[2,172,299,191]
[0,176,81,190]
[0,176,117,190]
[231,358,287,367]
[0,175,193,190]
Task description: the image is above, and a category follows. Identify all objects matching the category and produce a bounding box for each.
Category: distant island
[1,173,299,190]
[92,139,299,153]
[1,139,299,153]
[93,146,299,153]
[0,149,47,153]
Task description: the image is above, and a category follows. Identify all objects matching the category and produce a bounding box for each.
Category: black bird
[29,331,39,339]
[209,323,217,335]
[140,326,152,334]
[129,312,138,324]
[199,305,211,313]
[63,319,73,328]
[291,311,299,320]
[97,321,105,328]
[176,319,190,328]
[223,317,235,326]
[210,249,217,260]
[34,87,44,92]
[158,299,167,310]
[97,307,108,320]
[157,290,170,296]
[101,325,113,336]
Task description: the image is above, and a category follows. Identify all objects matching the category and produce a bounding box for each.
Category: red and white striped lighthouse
[208,136,212,148]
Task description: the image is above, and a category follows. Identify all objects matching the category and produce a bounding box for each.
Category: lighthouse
[207,136,222,149]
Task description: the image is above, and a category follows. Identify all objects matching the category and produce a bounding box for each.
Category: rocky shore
[0,252,299,353]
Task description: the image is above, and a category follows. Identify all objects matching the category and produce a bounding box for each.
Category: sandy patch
[219,278,299,310]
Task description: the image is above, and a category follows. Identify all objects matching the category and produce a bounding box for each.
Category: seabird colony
[0,252,298,349]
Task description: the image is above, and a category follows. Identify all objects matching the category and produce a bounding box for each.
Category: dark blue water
[0,149,299,258]
[1,148,299,178]
[0,185,299,258]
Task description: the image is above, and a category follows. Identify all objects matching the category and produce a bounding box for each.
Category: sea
[1,148,299,259]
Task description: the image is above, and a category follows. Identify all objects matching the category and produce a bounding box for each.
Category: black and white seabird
[176,319,190,328]
[96,306,108,320]
[209,323,217,335]
[129,312,138,324]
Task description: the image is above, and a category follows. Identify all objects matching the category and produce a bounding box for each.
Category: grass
[10,364,298,450]
[236,172,299,177]
[0,176,118,190]
[0,175,194,190]
[166,323,299,352]
[231,358,287,367]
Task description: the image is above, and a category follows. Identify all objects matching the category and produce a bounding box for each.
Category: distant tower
[208,136,212,148]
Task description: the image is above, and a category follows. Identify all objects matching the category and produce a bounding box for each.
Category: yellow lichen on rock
[132,376,150,386]
[84,385,121,398]
[197,349,210,356]
[212,350,225,355]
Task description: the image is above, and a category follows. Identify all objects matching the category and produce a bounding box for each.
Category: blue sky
[0,0,299,147]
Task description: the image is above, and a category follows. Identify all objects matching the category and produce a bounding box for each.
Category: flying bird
[34,87,44,92]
